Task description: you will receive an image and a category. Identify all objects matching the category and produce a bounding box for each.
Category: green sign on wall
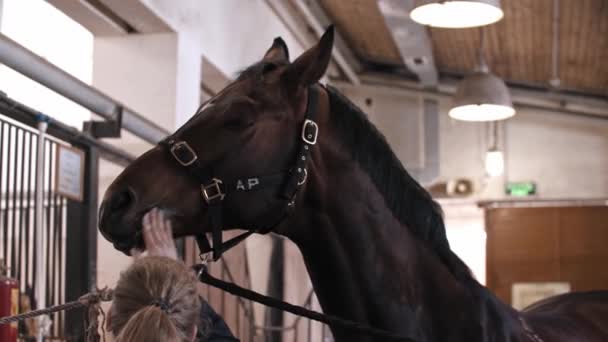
[506,182,536,196]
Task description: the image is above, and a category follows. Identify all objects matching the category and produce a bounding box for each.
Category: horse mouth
[104,208,178,256]
[111,228,145,256]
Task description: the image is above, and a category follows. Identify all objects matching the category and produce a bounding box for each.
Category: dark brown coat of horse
[98,27,608,342]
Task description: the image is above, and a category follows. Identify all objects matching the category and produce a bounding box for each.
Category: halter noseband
[160,86,320,262]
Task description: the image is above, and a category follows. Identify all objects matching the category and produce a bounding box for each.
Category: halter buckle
[170,141,198,166]
[202,178,225,203]
[301,119,318,145]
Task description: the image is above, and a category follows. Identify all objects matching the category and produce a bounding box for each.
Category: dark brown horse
[98,27,608,342]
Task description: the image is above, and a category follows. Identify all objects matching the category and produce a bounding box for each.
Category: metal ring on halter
[297,169,308,186]
[199,251,213,265]
[197,264,208,280]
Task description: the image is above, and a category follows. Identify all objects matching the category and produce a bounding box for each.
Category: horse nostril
[110,189,134,212]
[98,187,137,246]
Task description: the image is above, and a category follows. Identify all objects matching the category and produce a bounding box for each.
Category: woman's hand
[139,208,179,260]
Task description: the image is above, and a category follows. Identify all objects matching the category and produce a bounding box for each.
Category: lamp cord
[477,27,489,73]
[489,120,499,151]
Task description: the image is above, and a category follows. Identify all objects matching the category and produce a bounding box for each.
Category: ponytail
[109,257,202,342]
[116,305,182,342]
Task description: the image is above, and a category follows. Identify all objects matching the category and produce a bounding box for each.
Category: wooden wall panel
[485,205,608,305]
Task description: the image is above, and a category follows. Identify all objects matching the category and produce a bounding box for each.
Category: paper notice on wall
[56,145,84,201]
[512,282,571,310]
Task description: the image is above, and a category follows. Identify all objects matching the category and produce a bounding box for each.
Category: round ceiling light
[448,71,515,122]
[410,0,504,28]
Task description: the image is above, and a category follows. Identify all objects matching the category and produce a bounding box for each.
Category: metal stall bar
[0,0,3,32]
[0,33,169,144]
[34,117,48,342]
[0,92,135,167]
[64,144,99,340]
[0,122,4,270]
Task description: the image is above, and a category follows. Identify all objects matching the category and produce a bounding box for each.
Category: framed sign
[55,144,85,201]
[512,282,570,310]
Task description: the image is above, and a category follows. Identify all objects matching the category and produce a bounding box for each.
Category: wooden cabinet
[484,203,608,306]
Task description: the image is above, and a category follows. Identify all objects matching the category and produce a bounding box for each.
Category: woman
[107,209,238,341]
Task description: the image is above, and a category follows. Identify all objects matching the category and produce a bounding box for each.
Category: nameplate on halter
[512,282,570,310]
[236,178,259,191]
[55,144,85,202]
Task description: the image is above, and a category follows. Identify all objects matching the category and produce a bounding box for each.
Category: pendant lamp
[410,0,504,28]
[448,29,515,122]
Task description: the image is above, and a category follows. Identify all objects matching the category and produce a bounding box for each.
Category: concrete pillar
[0,0,4,30]
[92,32,201,290]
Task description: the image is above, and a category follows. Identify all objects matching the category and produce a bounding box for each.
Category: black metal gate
[1,89,333,341]
[0,91,133,341]
[0,115,69,339]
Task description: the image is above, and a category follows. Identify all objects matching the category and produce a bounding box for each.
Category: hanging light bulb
[485,148,504,177]
[410,0,504,28]
[449,28,515,122]
[484,121,504,177]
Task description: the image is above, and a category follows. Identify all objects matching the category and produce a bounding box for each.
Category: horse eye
[224,114,254,129]
[223,103,255,128]
[263,63,277,73]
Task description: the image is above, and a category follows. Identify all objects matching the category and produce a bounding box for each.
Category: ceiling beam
[290,0,362,85]
[47,0,129,35]
[356,73,608,120]
[378,0,438,88]
[97,0,172,34]
[46,0,172,36]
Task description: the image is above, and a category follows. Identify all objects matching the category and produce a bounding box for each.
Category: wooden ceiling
[320,0,608,97]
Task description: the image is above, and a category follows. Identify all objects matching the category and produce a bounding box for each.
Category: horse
[98,26,608,342]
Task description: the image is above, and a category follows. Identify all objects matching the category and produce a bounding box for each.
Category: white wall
[0,0,93,128]
[141,0,305,78]
[506,108,608,198]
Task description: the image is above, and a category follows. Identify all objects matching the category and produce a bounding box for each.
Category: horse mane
[325,85,476,283]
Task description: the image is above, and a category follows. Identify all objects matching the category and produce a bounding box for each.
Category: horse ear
[284,25,334,89]
[263,37,290,63]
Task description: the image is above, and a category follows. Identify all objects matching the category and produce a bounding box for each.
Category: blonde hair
[109,256,202,342]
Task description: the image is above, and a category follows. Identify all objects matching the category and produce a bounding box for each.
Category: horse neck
[280,95,521,341]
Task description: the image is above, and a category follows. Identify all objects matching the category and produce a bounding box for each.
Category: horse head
[99,27,335,255]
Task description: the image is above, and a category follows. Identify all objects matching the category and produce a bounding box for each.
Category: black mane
[326,85,474,282]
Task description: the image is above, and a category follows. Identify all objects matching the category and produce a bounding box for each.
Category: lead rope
[194,264,417,341]
[0,287,113,341]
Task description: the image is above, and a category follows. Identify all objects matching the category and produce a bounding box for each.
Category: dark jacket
[197,298,240,341]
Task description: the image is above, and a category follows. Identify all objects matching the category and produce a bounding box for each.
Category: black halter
[160,86,320,261]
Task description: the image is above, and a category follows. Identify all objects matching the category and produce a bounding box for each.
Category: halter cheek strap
[160,86,320,262]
